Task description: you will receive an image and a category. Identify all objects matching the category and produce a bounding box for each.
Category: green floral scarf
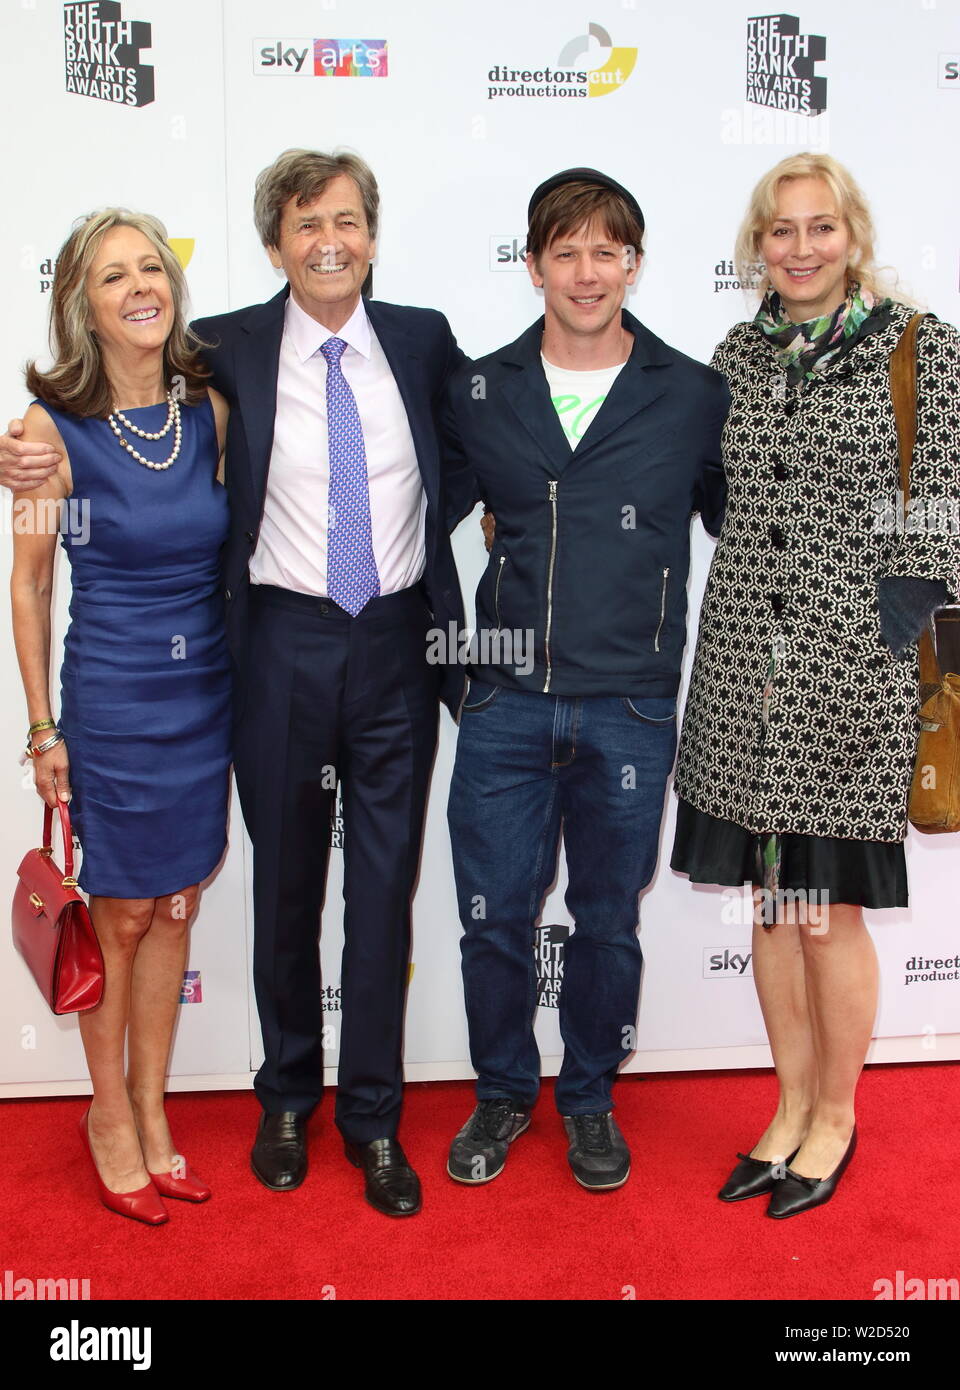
[755,283,893,385]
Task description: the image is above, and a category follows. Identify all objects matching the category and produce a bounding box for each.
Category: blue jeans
[447,682,677,1115]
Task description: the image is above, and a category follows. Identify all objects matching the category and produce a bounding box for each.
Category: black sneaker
[563,1111,630,1190]
[447,1098,531,1184]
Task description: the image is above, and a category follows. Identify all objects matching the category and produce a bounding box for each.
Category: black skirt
[670,798,908,909]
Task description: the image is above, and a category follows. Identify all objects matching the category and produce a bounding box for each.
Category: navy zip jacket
[443,309,730,697]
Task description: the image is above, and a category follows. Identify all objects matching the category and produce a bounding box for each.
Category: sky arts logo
[490,236,528,270]
[746,14,827,114]
[703,947,754,979]
[253,39,387,77]
[487,21,636,101]
[179,970,202,1004]
[64,1,154,107]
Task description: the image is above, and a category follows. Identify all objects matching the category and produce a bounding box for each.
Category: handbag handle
[41,800,76,883]
[889,312,941,694]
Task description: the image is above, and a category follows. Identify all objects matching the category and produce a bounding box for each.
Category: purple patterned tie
[321,336,380,615]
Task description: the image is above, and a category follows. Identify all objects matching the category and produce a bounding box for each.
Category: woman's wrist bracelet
[25,729,64,758]
[29,718,57,734]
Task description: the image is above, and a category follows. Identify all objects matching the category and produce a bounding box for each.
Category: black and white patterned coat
[675,304,960,841]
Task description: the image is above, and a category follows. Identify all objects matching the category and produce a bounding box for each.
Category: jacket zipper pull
[654,567,669,652]
[494,554,506,630]
[544,481,559,693]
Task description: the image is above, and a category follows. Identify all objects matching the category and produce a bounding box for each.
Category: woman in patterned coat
[672,153,960,1218]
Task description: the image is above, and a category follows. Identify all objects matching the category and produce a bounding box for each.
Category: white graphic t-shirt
[541,353,627,450]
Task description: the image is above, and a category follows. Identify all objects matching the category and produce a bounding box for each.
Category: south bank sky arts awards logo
[253,39,387,76]
[488,21,636,100]
[64,1,154,107]
[535,924,568,1008]
[746,13,827,114]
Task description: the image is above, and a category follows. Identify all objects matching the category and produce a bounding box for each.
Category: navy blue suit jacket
[192,287,468,714]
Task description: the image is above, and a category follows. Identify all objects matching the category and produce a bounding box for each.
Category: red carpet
[2,1065,955,1301]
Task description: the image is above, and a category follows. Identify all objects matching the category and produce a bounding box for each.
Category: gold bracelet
[29,718,57,734]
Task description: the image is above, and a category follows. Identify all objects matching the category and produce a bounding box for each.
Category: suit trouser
[233,582,440,1143]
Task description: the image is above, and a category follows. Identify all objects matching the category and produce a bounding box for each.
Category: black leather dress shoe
[767,1127,857,1219]
[718,1146,800,1202]
[251,1111,308,1191]
[344,1138,421,1217]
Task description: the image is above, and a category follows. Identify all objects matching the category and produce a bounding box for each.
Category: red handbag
[12,802,104,1014]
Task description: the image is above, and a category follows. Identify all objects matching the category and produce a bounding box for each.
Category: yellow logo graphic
[558,22,636,97]
[168,238,195,270]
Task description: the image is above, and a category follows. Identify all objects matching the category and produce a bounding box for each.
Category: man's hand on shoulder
[0,417,61,493]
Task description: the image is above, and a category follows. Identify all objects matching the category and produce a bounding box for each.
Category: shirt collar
[284,292,372,364]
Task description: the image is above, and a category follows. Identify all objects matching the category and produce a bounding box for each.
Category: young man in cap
[443,168,729,1190]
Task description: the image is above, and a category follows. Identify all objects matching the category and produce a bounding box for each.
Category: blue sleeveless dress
[38,396,231,898]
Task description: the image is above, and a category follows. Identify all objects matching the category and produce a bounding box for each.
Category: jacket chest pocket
[613,424,682,481]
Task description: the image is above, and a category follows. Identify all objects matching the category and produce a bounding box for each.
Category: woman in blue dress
[11,209,231,1224]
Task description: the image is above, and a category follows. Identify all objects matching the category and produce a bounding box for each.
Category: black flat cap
[527,167,644,233]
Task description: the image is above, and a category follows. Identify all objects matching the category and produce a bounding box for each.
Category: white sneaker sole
[571,1166,630,1191]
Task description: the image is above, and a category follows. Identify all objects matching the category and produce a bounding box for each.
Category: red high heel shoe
[148,1161,211,1203]
[78,1107,168,1226]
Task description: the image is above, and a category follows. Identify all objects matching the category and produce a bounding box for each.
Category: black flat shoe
[251,1111,308,1191]
[767,1127,857,1219]
[718,1145,801,1202]
[344,1138,421,1217]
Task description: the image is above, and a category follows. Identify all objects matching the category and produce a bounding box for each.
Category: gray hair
[253,148,380,248]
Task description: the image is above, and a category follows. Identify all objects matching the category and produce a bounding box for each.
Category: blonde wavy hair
[26,208,210,418]
[734,153,889,302]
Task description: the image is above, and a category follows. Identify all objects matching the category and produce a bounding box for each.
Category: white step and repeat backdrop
[2,1,958,1095]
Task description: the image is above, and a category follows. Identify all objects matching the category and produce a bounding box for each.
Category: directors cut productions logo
[488,21,636,100]
[746,14,826,114]
[254,39,388,77]
[64,1,154,107]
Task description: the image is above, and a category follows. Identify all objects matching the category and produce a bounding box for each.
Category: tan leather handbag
[890,314,960,832]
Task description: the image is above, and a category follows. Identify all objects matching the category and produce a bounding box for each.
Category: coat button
[225,588,232,601]
[784,397,797,417]
[245,530,255,544]
[769,524,787,550]
[773,462,789,482]
[770,592,785,617]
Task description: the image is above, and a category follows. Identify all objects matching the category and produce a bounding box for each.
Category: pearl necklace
[108,393,182,470]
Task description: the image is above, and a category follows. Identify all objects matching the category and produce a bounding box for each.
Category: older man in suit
[199,150,465,1217]
[0,149,465,1218]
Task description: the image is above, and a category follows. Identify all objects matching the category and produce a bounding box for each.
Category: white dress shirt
[249,294,426,597]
